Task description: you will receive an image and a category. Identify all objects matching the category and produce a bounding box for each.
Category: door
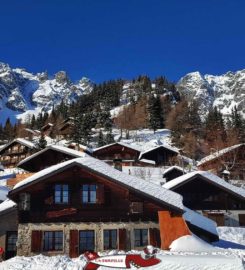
[5,231,17,260]
[238,214,245,226]
[207,213,225,226]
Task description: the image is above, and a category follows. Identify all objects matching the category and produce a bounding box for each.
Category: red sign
[0,247,4,255]
[83,249,161,269]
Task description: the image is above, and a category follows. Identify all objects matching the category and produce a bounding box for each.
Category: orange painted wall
[158,210,191,249]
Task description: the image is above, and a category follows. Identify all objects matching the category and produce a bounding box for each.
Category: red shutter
[31,230,42,252]
[69,230,79,258]
[118,229,127,250]
[97,184,105,204]
[149,228,161,247]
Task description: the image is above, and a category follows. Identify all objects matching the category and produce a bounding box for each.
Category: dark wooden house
[139,145,179,166]
[163,171,245,226]
[0,138,36,169]
[58,118,74,139]
[17,145,87,172]
[8,156,217,258]
[198,143,245,181]
[41,123,54,137]
[93,142,143,168]
[163,166,186,182]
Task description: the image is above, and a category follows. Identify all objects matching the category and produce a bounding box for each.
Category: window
[134,229,148,247]
[6,231,17,252]
[82,184,96,204]
[55,184,69,204]
[103,229,117,250]
[79,230,95,253]
[43,231,63,251]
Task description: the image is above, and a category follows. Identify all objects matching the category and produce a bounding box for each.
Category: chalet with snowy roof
[93,142,145,168]
[0,199,17,260]
[41,123,54,136]
[198,143,245,181]
[139,145,179,166]
[58,118,74,139]
[0,138,37,169]
[8,156,217,258]
[163,171,245,226]
[162,166,186,182]
[17,145,87,172]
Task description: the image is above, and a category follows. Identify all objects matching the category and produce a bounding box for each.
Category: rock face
[177,70,245,118]
[0,62,94,123]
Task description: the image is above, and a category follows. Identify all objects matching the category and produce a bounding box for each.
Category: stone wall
[17,221,159,257]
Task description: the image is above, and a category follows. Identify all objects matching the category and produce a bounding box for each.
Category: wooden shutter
[118,229,127,250]
[31,230,42,252]
[149,228,161,247]
[69,230,79,258]
[97,184,105,204]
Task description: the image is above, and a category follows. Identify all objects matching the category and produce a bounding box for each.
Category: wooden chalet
[8,156,217,258]
[17,145,87,172]
[0,138,37,169]
[58,118,74,139]
[163,166,186,182]
[41,123,54,136]
[163,171,245,227]
[198,143,245,181]
[139,145,179,166]
[93,142,143,168]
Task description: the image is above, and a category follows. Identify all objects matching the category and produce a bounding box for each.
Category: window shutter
[69,230,79,258]
[97,184,105,204]
[31,230,42,252]
[118,229,127,250]
[149,228,161,247]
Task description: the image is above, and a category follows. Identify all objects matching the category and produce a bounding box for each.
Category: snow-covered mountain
[0,62,94,123]
[177,70,245,118]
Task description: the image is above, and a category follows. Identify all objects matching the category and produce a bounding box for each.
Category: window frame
[134,229,148,247]
[54,184,69,204]
[81,184,97,204]
[43,231,63,252]
[103,229,118,250]
[79,230,95,253]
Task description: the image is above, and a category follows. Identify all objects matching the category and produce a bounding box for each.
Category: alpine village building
[0,139,245,260]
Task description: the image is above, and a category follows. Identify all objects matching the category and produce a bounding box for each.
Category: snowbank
[170,234,218,252]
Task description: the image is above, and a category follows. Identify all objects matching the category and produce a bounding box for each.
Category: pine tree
[230,106,245,142]
[4,118,14,141]
[36,133,47,149]
[148,94,164,132]
[105,129,115,144]
[97,130,105,147]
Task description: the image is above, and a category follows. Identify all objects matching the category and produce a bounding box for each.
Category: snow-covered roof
[163,171,245,199]
[183,207,218,236]
[198,144,245,166]
[139,144,179,160]
[93,142,142,153]
[0,185,10,201]
[18,145,87,168]
[163,166,186,176]
[139,159,156,165]
[12,156,184,212]
[0,138,36,153]
[0,199,16,215]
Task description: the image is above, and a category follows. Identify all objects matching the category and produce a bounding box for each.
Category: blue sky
[1,0,245,83]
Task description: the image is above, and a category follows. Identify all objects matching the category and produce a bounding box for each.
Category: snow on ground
[214,227,245,249]
[1,232,245,269]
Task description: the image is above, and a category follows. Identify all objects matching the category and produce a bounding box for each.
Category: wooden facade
[10,165,177,224]
[139,146,179,166]
[163,167,185,182]
[167,174,245,226]
[93,143,141,167]
[17,147,84,172]
[198,144,245,181]
[0,139,36,169]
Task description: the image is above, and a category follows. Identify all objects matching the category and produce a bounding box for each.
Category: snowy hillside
[177,70,245,118]
[0,62,94,124]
